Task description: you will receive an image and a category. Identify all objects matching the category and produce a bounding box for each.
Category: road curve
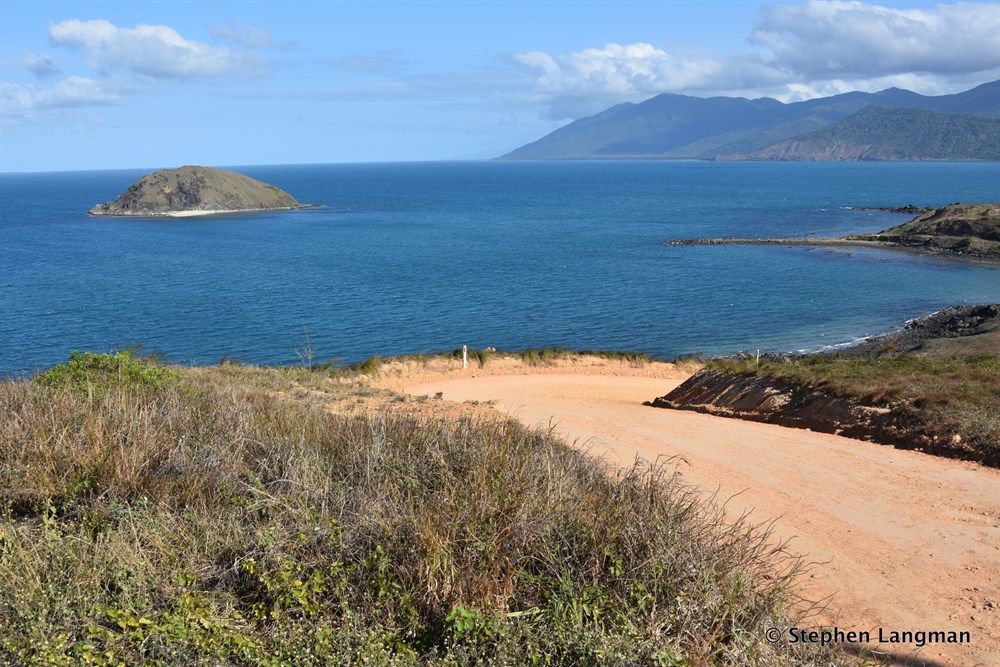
[403,373,1000,667]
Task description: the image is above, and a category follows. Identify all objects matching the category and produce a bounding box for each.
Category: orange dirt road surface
[385,360,999,667]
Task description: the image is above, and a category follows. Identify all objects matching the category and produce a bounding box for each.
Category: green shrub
[34,350,180,397]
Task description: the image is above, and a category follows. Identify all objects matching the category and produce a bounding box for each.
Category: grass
[520,347,579,366]
[323,347,668,372]
[345,356,383,375]
[520,347,655,367]
[580,350,656,367]
[0,353,858,665]
[708,353,1000,458]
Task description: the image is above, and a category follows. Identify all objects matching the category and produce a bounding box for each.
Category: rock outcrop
[647,369,953,452]
[667,203,1000,261]
[647,305,1000,467]
[89,166,306,217]
[846,203,1000,258]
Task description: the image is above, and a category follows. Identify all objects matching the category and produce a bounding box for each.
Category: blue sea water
[1,161,998,376]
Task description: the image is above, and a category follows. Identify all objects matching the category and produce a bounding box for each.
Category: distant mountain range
[498,80,1000,161]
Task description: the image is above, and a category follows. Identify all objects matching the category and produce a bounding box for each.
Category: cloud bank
[210,19,276,49]
[22,53,61,79]
[516,1,1000,119]
[4,2,997,128]
[49,19,267,78]
[2,77,121,123]
[3,19,272,124]
[752,0,999,77]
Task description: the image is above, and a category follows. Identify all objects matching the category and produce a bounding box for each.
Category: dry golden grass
[0,354,857,665]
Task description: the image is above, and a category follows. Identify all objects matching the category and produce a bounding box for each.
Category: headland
[668,203,1000,262]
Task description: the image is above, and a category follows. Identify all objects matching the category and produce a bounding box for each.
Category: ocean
[1,160,998,376]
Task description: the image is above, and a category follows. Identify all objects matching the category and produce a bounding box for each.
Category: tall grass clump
[580,350,654,367]
[345,355,382,375]
[0,361,855,665]
[448,347,492,368]
[520,347,570,366]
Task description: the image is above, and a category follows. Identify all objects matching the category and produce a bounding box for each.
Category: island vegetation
[88,166,310,217]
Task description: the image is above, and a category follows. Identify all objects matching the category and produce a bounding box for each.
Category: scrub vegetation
[0,352,857,665]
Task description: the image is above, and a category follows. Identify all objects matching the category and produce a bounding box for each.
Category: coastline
[4,305,997,665]
[87,204,319,218]
[666,236,1000,264]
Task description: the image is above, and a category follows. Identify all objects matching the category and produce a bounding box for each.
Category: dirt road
[398,366,1000,666]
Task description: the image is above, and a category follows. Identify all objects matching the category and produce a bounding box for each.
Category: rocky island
[668,202,1000,261]
[88,165,309,217]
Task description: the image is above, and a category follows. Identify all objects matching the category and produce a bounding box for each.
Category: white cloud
[2,76,120,123]
[514,1,1000,119]
[3,19,272,124]
[752,0,1000,77]
[514,42,776,118]
[517,43,722,95]
[23,53,61,79]
[513,43,737,118]
[210,19,277,49]
[49,19,267,78]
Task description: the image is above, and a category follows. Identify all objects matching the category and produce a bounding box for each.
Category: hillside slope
[718,107,1000,160]
[0,353,853,665]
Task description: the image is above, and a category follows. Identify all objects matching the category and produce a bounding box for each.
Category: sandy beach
[372,356,1000,667]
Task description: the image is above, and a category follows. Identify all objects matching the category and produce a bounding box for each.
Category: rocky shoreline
[820,304,1000,359]
[90,204,318,218]
[667,236,1000,264]
[667,203,1000,262]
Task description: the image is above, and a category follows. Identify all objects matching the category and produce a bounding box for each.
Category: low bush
[34,350,180,397]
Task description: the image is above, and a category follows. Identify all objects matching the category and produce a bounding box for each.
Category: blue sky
[2,0,998,172]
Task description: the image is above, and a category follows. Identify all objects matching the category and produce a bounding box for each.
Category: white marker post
[463,345,468,369]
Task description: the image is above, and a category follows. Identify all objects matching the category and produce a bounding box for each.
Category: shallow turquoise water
[1,161,998,375]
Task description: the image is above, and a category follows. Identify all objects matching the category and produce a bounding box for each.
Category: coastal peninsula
[668,202,1000,261]
[88,165,310,217]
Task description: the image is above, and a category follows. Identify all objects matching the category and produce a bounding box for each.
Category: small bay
[1,160,998,375]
